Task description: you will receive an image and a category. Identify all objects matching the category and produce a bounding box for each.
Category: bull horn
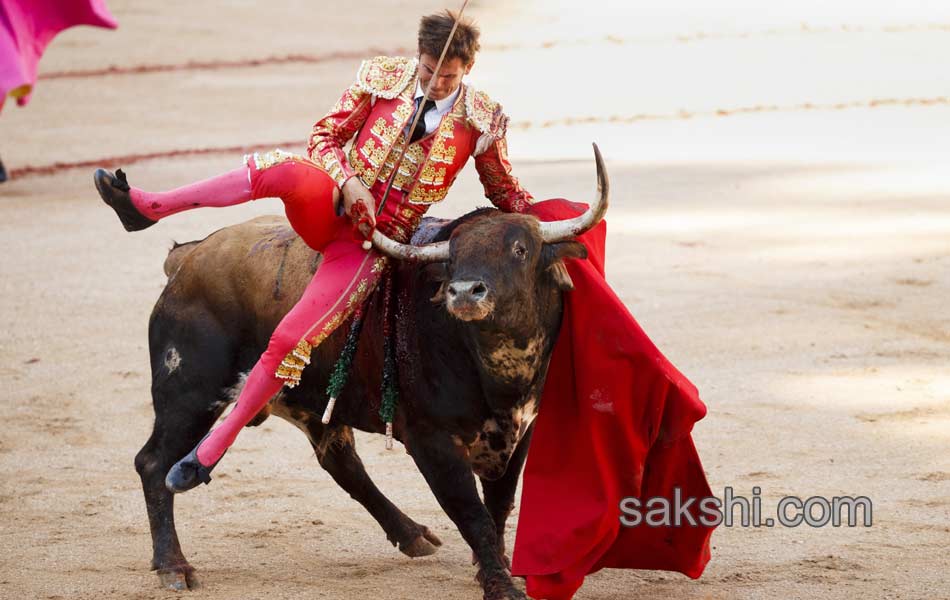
[371,229,451,263]
[539,143,610,243]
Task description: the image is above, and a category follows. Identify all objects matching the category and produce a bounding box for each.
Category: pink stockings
[197,229,383,465]
[130,152,380,467]
[129,151,341,251]
[130,167,254,219]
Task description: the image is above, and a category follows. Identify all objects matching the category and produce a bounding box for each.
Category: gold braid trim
[246,148,308,172]
[464,86,505,137]
[356,56,418,100]
[275,339,313,387]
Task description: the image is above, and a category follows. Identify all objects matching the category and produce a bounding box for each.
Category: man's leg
[165,231,385,493]
[94,149,340,246]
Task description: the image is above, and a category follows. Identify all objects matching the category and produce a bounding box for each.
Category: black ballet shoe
[165,439,225,494]
[94,168,156,231]
[0,158,7,183]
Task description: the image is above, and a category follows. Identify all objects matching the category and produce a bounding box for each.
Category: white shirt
[409,82,461,137]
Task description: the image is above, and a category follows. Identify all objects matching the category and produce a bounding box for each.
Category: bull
[134,146,609,600]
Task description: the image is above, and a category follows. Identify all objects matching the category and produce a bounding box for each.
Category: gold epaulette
[356,56,418,100]
[465,86,507,138]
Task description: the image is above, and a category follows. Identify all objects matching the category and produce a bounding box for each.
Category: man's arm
[469,93,533,213]
[307,82,373,189]
[474,132,534,214]
[308,81,379,230]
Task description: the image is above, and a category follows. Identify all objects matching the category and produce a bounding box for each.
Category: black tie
[409,98,437,143]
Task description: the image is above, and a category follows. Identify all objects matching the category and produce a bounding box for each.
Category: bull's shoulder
[356,55,418,99]
[189,216,311,271]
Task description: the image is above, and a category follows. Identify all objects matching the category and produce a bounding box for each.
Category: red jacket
[307,55,533,242]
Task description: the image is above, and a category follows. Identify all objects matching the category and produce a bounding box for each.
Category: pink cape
[512,199,715,599]
[0,0,117,111]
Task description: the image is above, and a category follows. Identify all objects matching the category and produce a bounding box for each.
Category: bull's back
[156,216,321,335]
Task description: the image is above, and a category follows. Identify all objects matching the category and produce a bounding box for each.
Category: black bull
[135,154,608,600]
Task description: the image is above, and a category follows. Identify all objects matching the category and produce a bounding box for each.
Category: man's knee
[259,326,304,373]
[249,150,327,204]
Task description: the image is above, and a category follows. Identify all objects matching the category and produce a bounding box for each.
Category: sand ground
[1,1,949,599]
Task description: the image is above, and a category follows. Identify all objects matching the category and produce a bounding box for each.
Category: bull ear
[542,241,587,291]
[543,241,587,265]
[548,262,575,290]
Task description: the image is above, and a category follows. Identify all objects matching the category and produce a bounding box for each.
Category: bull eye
[513,242,527,261]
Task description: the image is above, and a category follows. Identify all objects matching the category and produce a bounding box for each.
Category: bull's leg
[478,423,535,571]
[408,432,526,600]
[135,398,221,590]
[136,314,236,590]
[309,424,443,557]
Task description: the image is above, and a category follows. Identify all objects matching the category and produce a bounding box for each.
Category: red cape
[513,199,714,599]
[1,0,117,111]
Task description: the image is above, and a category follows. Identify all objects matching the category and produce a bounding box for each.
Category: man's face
[417,53,472,101]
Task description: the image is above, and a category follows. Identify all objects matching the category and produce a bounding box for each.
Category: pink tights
[130,154,377,467]
[197,230,382,465]
[129,153,341,251]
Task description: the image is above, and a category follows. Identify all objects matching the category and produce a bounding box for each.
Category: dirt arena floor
[1,1,949,598]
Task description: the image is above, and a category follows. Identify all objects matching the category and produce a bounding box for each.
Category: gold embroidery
[368,99,413,145]
[320,151,345,186]
[347,151,370,185]
[275,339,313,387]
[408,185,450,204]
[371,257,389,273]
[390,168,414,191]
[428,134,457,165]
[347,279,370,307]
[387,143,425,191]
[418,162,446,187]
[403,97,465,202]
[402,142,425,165]
[356,56,418,100]
[394,96,414,121]
[250,148,305,171]
[464,86,503,136]
[370,117,401,145]
[359,138,391,169]
[331,89,358,113]
[274,268,385,387]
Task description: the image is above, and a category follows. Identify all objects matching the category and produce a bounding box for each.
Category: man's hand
[342,177,377,238]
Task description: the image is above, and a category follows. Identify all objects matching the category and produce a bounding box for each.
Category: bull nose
[447,280,488,302]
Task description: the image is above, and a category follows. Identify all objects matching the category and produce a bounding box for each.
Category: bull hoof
[399,527,443,557]
[482,577,526,600]
[157,567,200,591]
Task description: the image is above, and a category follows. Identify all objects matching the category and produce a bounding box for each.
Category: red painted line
[8,141,301,179]
[40,48,410,80]
[510,96,950,129]
[9,95,949,180]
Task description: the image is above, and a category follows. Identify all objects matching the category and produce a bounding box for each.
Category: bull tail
[163,240,200,277]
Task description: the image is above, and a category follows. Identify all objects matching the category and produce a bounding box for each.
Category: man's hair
[417,10,480,66]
